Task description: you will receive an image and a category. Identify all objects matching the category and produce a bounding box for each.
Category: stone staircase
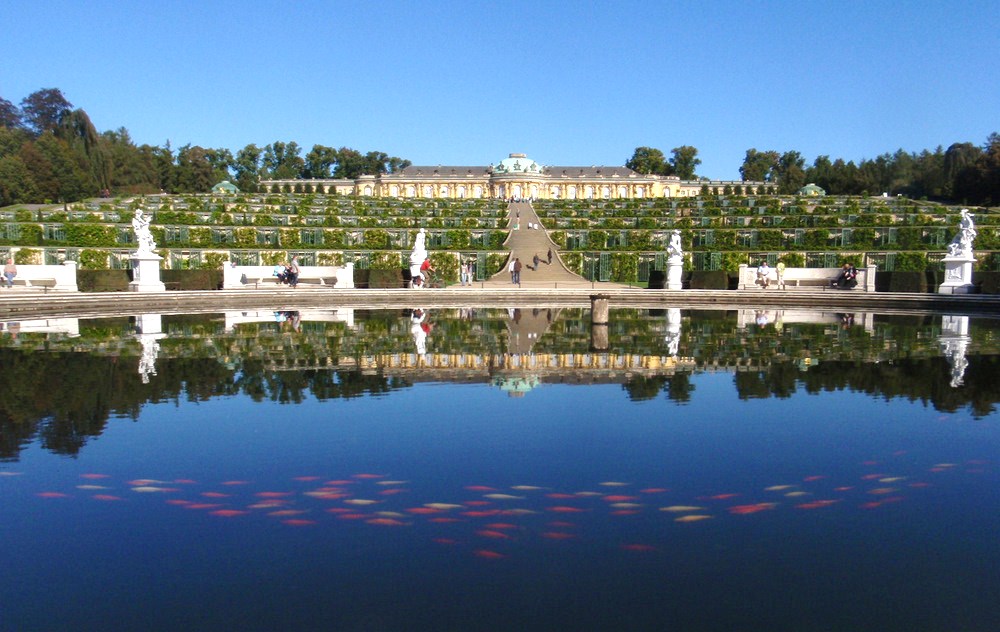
[484,202,601,288]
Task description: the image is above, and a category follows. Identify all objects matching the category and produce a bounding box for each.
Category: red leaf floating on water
[201,492,230,498]
[803,475,826,482]
[464,501,492,507]
[548,506,585,513]
[80,473,110,479]
[210,510,248,517]
[602,495,638,502]
[707,493,739,500]
[461,510,500,518]
[430,517,462,523]
[548,521,576,528]
[92,495,122,501]
[728,503,776,515]
[795,500,839,510]
[405,507,441,514]
[621,544,656,552]
[612,510,640,516]
[221,480,250,486]
[474,550,505,559]
[639,488,669,494]
[433,538,457,545]
[542,532,576,540]
[282,519,316,526]
[484,523,518,530]
[255,491,293,498]
[292,476,321,481]
[37,492,68,498]
[464,486,496,492]
[476,530,511,539]
[546,493,576,499]
[352,474,385,479]
[166,499,191,505]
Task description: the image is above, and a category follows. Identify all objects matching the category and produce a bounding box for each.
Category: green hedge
[160,269,223,290]
[78,270,130,292]
[689,270,728,289]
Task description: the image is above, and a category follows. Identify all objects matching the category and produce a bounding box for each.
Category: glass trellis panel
[230,251,260,266]
[841,228,853,247]
[599,252,612,282]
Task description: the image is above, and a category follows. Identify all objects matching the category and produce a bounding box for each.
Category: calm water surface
[1,308,999,631]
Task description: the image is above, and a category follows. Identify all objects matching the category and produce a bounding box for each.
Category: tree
[58,109,111,191]
[774,151,806,194]
[0,155,39,206]
[175,145,215,192]
[304,144,338,178]
[19,88,72,135]
[334,147,366,179]
[739,149,779,182]
[626,146,671,175]
[262,141,304,179]
[234,144,263,192]
[670,146,700,180]
[204,147,234,184]
[0,97,21,129]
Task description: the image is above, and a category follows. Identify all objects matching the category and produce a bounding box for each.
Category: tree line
[627,135,1000,206]
[0,88,411,206]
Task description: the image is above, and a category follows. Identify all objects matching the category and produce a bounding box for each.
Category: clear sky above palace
[2,0,998,179]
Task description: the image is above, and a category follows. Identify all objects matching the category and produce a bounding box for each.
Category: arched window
[567,186,577,199]
[602,186,611,199]
[458,186,466,199]
[390,185,399,197]
[474,185,483,198]
[423,185,433,197]
[406,185,416,198]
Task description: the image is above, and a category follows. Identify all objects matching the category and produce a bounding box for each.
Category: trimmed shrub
[160,269,223,290]
[689,270,728,289]
[78,270,130,292]
[368,269,404,289]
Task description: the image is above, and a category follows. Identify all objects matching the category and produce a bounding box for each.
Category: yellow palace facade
[260,153,768,200]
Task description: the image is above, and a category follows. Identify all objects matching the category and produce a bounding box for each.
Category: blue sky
[2,0,997,179]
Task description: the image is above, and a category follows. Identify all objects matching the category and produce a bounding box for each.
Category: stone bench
[3,262,79,292]
[737,264,876,291]
[223,263,355,289]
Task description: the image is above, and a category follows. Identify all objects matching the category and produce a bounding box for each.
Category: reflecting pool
[2,307,999,631]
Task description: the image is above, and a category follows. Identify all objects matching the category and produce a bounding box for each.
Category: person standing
[775,261,786,290]
[508,258,516,283]
[532,253,540,270]
[513,258,522,285]
[288,256,300,288]
[547,248,553,265]
[3,258,16,288]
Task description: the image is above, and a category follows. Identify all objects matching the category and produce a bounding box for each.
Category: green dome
[493,153,543,175]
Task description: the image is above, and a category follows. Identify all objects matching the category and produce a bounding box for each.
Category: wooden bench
[738,264,876,291]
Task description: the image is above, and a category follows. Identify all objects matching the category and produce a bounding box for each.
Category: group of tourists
[272,256,300,287]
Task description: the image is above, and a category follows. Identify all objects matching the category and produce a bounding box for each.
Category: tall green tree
[234,144,263,191]
[58,109,112,191]
[774,150,806,194]
[670,146,700,180]
[739,149,779,182]
[19,88,72,136]
[262,141,304,179]
[0,97,21,129]
[175,145,215,192]
[0,155,39,205]
[304,144,338,178]
[626,146,671,175]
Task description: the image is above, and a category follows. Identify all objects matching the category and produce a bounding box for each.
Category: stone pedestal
[666,256,683,290]
[129,253,166,292]
[590,294,609,351]
[938,255,975,294]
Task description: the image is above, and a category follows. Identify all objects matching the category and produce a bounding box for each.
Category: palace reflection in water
[1,306,998,461]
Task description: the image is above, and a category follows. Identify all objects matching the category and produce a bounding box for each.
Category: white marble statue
[947,209,976,258]
[132,209,156,253]
[668,230,683,259]
[409,229,428,288]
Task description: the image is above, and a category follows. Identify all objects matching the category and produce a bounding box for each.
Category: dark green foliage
[160,269,223,290]
[689,270,728,289]
[77,269,130,291]
[367,268,404,288]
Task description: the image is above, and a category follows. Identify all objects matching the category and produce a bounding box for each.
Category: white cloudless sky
[2,0,997,178]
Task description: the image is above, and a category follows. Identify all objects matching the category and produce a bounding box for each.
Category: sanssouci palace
[258,153,768,200]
